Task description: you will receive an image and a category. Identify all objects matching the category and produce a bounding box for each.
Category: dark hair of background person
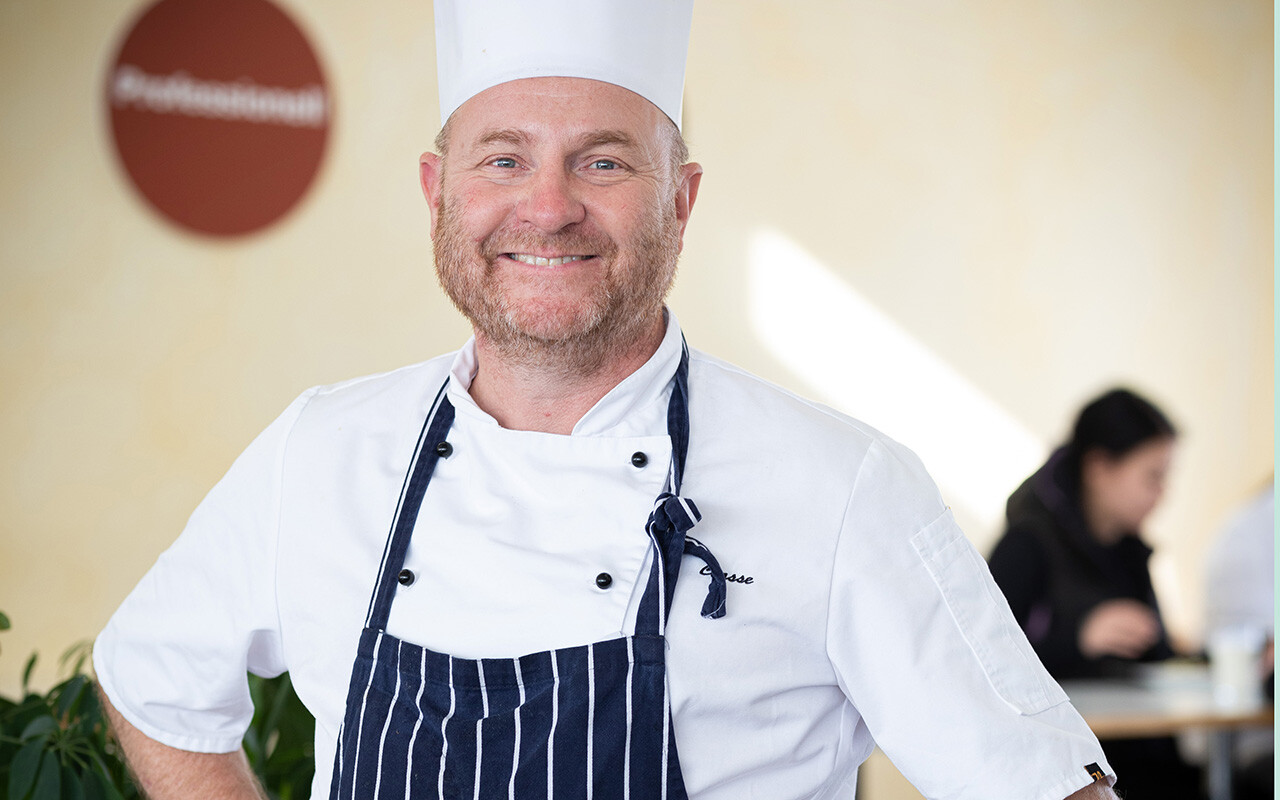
[1060,388,1177,482]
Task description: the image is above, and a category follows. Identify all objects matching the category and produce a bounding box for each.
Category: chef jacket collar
[446,310,683,438]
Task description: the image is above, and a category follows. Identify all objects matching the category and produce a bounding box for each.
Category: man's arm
[99,686,267,800]
[1065,778,1118,799]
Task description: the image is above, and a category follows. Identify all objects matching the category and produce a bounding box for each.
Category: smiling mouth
[505,254,594,267]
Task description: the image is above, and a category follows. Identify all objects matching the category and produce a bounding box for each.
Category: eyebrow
[476,128,532,148]
[574,130,638,150]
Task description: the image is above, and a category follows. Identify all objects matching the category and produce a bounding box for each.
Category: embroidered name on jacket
[701,564,754,584]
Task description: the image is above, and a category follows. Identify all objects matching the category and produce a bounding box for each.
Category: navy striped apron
[329,345,728,799]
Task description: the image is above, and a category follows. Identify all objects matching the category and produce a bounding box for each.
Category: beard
[433,192,682,375]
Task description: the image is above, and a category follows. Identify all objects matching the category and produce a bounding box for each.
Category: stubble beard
[433,193,681,377]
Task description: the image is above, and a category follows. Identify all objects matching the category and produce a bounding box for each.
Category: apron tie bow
[645,493,726,620]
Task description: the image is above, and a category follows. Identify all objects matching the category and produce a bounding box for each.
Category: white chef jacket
[95,313,1111,800]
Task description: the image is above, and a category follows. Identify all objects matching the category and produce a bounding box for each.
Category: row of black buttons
[436,440,647,470]
[437,442,645,468]
[397,569,615,590]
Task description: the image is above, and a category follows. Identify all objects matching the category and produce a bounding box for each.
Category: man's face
[420,77,701,361]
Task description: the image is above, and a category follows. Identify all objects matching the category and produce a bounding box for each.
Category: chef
[95,2,1120,798]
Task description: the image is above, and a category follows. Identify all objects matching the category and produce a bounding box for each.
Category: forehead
[1119,438,1175,470]
[444,76,670,153]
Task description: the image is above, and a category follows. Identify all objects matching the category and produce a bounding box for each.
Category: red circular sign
[107,0,331,237]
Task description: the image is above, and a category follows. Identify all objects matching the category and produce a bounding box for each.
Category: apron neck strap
[364,382,455,629]
[666,339,692,492]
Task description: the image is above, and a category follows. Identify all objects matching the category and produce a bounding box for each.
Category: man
[96,2,1119,798]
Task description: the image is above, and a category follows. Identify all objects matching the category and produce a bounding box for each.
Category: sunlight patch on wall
[748,229,1045,538]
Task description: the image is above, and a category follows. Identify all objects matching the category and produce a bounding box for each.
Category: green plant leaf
[78,685,103,728]
[100,771,127,800]
[58,641,94,680]
[3,697,47,748]
[81,770,107,800]
[31,749,61,800]
[8,738,45,798]
[0,610,10,630]
[22,652,39,693]
[55,675,91,721]
[91,754,129,800]
[263,673,293,747]
[20,715,57,742]
[63,766,86,800]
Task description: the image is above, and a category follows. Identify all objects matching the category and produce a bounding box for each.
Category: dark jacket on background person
[987,448,1175,680]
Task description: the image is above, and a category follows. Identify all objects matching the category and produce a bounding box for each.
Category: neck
[1080,490,1126,545]
[466,315,667,434]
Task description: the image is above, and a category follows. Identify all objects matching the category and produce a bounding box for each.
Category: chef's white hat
[434,0,695,129]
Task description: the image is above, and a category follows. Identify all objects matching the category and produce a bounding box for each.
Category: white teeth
[508,254,587,266]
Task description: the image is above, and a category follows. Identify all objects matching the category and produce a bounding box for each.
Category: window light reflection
[747,229,1044,544]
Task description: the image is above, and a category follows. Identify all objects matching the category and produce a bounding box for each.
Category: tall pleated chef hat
[434,0,695,129]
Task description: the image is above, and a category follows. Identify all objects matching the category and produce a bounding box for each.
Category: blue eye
[589,159,619,170]
[491,157,517,168]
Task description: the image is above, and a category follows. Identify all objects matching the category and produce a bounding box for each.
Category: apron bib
[329,345,727,799]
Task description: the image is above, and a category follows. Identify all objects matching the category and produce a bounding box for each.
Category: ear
[419,151,444,234]
[674,161,703,250]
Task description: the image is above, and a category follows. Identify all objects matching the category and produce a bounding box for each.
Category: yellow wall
[0,2,1271,788]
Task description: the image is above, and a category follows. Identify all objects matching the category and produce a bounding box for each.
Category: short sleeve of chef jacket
[93,390,313,753]
[825,437,1111,800]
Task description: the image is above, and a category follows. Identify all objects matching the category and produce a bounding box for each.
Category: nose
[516,166,586,233]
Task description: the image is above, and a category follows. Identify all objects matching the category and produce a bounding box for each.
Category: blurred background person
[1203,479,1273,800]
[988,387,1201,800]
[989,388,1178,677]
[1205,478,1274,661]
